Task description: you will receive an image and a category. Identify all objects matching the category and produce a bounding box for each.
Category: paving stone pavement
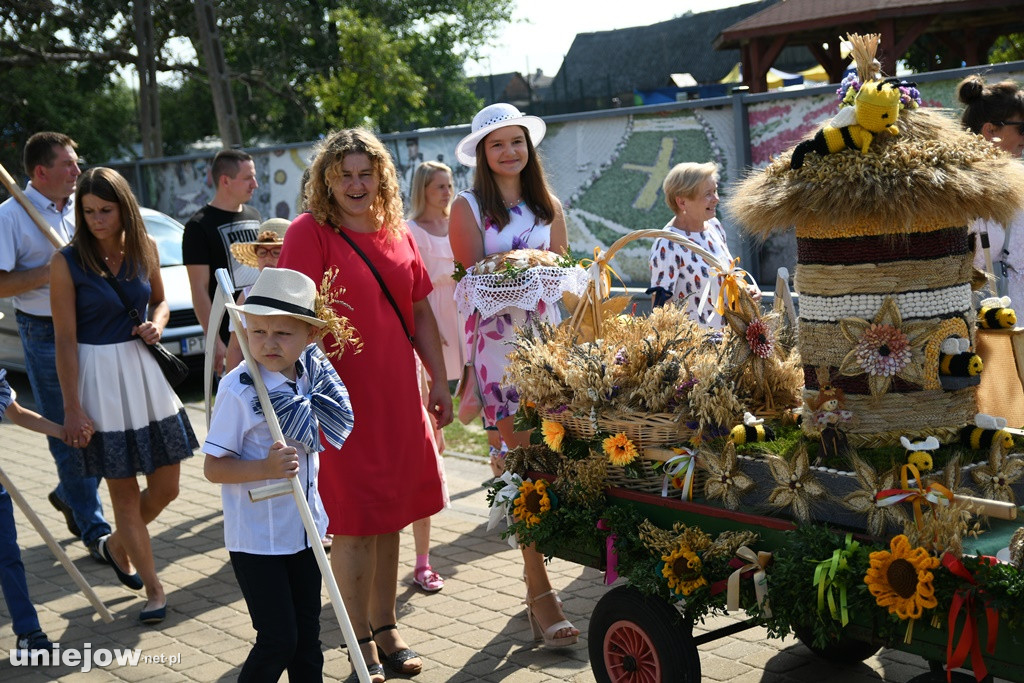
[0,383,955,682]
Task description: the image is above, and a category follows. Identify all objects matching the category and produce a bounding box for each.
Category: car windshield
[143,213,185,267]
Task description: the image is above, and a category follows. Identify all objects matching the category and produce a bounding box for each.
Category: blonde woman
[279,128,451,682]
[405,160,459,593]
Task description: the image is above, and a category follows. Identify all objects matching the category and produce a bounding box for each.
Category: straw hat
[229,217,291,268]
[226,267,326,328]
[454,103,546,167]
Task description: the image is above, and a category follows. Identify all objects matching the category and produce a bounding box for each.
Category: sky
[464,0,757,78]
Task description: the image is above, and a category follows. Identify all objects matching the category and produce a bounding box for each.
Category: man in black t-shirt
[182,149,261,374]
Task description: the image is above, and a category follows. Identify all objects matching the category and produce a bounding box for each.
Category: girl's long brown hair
[305,128,404,236]
[472,126,555,230]
[72,167,156,279]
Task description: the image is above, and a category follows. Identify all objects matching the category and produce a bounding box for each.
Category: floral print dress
[648,217,734,329]
[460,190,558,426]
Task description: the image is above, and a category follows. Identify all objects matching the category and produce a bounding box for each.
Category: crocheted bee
[978,296,1017,330]
[960,414,1014,451]
[937,337,983,377]
[790,78,903,170]
[729,412,775,445]
[900,435,938,473]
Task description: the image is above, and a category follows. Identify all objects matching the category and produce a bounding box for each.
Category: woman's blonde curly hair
[305,128,405,237]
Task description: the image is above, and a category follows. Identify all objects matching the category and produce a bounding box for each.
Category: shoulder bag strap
[327,220,415,345]
[98,260,146,329]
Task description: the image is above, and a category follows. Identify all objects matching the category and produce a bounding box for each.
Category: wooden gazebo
[715,0,1024,92]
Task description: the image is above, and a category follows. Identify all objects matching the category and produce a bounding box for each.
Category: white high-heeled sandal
[524,589,579,647]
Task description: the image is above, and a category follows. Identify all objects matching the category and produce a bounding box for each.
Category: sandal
[371,624,422,676]
[413,565,444,592]
[345,636,386,683]
[524,589,579,648]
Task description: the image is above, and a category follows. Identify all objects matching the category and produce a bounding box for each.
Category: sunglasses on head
[997,121,1024,135]
[255,246,282,258]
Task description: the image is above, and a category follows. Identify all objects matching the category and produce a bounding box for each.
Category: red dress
[279,213,445,535]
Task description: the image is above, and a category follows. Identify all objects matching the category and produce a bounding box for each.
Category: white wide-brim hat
[455,103,546,167]
[229,217,291,268]
[226,267,326,328]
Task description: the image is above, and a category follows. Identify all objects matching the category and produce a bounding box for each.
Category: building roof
[551,0,813,100]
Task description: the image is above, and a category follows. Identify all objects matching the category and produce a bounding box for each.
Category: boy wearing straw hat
[203,267,357,681]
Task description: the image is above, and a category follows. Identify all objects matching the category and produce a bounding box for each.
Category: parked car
[0,208,204,372]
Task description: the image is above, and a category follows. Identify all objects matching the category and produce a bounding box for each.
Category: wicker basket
[606,458,708,497]
[539,407,695,450]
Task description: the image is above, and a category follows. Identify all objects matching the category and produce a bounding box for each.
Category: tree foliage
[1,0,513,172]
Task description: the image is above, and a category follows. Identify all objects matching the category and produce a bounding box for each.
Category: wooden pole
[0,466,112,623]
[0,162,66,249]
[212,269,370,683]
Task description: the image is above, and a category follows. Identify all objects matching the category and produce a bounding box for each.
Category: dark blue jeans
[0,485,38,636]
[15,312,109,546]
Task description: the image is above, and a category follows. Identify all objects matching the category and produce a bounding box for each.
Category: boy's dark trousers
[230,547,323,682]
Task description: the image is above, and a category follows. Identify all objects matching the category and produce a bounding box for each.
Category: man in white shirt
[0,132,111,560]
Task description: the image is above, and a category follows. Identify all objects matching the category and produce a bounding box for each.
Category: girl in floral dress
[449,102,578,647]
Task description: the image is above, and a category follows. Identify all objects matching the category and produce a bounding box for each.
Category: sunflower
[864,534,939,620]
[604,433,639,466]
[512,479,553,527]
[661,544,708,597]
[541,420,566,452]
[838,297,931,397]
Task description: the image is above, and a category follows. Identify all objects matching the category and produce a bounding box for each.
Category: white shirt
[204,359,328,555]
[0,184,75,316]
[972,213,1024,309]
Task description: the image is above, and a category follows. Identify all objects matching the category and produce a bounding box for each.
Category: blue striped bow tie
[242,346,354,453]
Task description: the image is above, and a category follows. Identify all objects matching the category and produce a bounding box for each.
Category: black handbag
[100,261,190,388]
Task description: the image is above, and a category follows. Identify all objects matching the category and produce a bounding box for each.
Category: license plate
[181,336,205,356]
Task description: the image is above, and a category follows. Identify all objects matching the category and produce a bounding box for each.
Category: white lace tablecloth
[454,265,591,319]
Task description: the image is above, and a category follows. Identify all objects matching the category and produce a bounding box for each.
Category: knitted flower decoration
[512,479,553,527]
[541,420,566,452]
[864,534,938,621]
[723,290,781,376]
[701,441,755,510]
[839,297,931,397]
[604,433,639,467]
[765,444,827,523]
[661,544,708,598]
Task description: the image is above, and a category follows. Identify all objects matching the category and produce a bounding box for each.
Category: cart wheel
[589,585,700,683]
[792,624,881,664]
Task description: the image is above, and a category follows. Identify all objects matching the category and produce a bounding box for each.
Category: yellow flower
[603,433,639,466]
[541,420,566,452]
[864,534,939,620]
[662,544,708,597]
[512,479,552,527]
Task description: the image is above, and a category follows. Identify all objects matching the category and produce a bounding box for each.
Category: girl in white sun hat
[449,102,578,648]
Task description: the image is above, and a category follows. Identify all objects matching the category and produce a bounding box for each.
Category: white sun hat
[226,267,326,328]
[454,103,546,167]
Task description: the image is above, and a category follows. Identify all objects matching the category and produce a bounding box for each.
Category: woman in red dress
[279,128,451,683]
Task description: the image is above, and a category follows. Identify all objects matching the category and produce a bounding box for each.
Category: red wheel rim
[603,619,661,683]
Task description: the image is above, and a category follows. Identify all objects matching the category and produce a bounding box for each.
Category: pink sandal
[413,565,445,592]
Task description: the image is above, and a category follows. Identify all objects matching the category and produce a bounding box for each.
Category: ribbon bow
[487,471,524,549]
[697,257,754,323]
[247,346,354,453]
[726,546,772,617]
[812,533,860,626]
[942,554,998,683]
[661,448,697,501]
[875,463,953,530]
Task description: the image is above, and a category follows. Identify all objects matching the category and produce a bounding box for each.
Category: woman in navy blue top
[51,167,196,625]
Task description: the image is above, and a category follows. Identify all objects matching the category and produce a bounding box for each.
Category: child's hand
[64,408,94,448]
[266,441,299,479]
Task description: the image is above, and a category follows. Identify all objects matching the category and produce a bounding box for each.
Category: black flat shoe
[138,604,166,625]
[99,536,143,590]
[371,624,422,676]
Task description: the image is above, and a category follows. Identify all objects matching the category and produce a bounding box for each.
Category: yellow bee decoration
[790,78,903,170]
[960,414,1014,451]
[938,337,983,376]
[978,296,1017,330]
[901,435,937,473]
[729,411,775,445]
